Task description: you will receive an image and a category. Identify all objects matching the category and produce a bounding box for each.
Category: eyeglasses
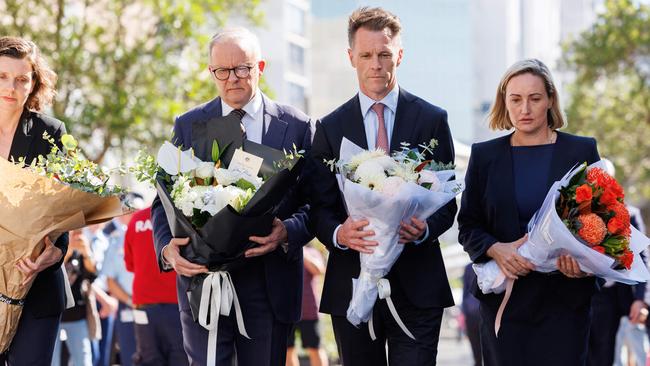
[209,65,254,81]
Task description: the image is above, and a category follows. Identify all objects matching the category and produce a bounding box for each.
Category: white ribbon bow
[198,271,250,366]
[368,278,416,340]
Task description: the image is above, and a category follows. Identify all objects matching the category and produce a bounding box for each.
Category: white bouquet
[331,138,464,334]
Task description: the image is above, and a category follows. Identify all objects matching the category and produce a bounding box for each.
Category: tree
[562,0,650,220]
[0,0,262,162]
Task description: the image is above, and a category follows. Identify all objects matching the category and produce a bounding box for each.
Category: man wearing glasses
[151,27,313,365]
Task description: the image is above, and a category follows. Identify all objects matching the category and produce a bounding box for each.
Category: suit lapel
[546,132,570,187]
[9,111,35,162]
[390,88,420,153]
[261,96,288,150]
[342,95,368,150]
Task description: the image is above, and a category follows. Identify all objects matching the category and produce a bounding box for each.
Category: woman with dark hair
[0,36,70,365]
[458,58,600,366]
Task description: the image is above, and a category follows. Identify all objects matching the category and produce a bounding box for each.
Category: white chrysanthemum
[347,149,386,170]
[390,163,418,183]
[354,160,386,182]
[376,176,406,196]
[372,155,398,171]
[194,162,215,179]
[418,170,441,191]
[359,172,387,190]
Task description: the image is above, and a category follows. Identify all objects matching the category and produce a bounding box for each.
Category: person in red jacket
[124,207,188,366]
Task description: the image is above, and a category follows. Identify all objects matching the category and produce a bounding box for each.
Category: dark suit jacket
[309,88,456,316]
[151,94,313,323]
[457,131,601,319]
[8,110,69,318]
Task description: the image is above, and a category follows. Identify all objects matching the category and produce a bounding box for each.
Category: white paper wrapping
[337,138,464,325]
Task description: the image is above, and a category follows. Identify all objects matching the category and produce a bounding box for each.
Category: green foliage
[561,0,650,210]
[25,132,124,196]
[0,0,263,163]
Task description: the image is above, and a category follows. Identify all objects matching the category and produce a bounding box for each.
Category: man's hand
[16,236,63,287]
[247,218,288,258]
[629,300,648,324]
[336,217,378,254]
[399,217,427,244]
[557,254,589,279]
[486,234,535,280]
[162,237,208,277]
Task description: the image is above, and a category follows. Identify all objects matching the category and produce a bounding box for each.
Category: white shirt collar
[358,83,400,117]
[221,90,264,120]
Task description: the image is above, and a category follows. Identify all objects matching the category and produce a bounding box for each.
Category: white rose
[418,170,441,191]
[377,176,406,196]
[195,162,215,179]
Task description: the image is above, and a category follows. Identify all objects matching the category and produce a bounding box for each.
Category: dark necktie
[229,108,247,139]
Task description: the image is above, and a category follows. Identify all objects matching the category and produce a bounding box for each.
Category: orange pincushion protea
[577,213,607,246]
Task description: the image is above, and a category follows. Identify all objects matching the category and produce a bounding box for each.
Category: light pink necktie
[371,102,389,154]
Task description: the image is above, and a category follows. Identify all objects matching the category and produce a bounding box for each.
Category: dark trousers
[480,300,590,366]
[331,292,444,366]
[133,304,188,366]
[464,313,482,366]
[179,265,291,366]
[0,309,60,365]
[587,286,627,366]
[115,302,136,366]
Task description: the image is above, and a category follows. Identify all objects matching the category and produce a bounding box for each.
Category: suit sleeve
[424,110,457,241]
[151,118,183,271]
[457,145,498,263]
[283,120,314,258]
[308,121,348,250]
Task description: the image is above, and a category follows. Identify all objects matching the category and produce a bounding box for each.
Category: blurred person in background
[286,245,329,366]
[102,193,143,366]
[53,229,98,366]
[124,206,188,366]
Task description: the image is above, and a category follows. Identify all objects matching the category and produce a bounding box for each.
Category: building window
[288,4,306,36]
[289,43,305,75]
[288,82,307,113]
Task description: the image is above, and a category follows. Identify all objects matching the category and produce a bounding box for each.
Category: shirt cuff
[412,223,430,245]
[160,245,174,271]
[332,225,349,250]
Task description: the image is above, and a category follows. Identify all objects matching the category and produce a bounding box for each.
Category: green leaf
[61,134,78,151]
[234,178,256,191]
[212,140,220,162]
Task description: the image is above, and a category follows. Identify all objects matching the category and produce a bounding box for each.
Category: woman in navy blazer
[458,59,600,366]
[0,37,69,366]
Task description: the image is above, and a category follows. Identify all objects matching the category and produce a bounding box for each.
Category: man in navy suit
[151,27,312,366]
[309,7,456,366]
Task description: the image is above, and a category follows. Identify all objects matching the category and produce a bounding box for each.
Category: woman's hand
[486,234,534,280]
[556,254,589,278]
[16,236,63,286]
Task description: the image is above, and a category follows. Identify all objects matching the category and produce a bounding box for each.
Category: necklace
[511,130,556,146]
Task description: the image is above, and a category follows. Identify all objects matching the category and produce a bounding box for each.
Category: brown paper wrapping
[0,157,126,353]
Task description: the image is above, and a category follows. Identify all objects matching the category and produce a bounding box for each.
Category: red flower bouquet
[557,166,633,269]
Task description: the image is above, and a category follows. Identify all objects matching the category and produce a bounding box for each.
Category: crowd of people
[1,5,649,366]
